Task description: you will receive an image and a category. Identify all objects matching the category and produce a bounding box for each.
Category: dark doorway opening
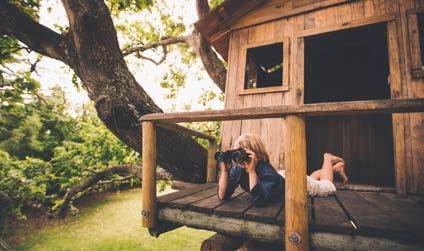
[304,23,395,186]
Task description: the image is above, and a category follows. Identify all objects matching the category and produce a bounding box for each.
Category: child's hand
[219,161,229,172]
[240,149,257,174]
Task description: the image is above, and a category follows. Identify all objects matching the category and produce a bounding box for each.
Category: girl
[217,133,348,207]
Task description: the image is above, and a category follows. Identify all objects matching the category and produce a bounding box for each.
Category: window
[245,43,283,89]
[407,9,424,78]
[238,38,290,95]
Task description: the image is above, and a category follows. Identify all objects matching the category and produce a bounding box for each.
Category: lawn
[6,187,215,251]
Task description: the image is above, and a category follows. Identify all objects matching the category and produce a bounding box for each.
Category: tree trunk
[0,1,207,183]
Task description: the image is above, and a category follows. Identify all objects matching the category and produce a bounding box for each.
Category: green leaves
[0,82,139,222]
[108,0,153,16]
[160,67,186,99]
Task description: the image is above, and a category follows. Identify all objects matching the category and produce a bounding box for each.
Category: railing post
[142,121,157,228]
[207,139,217,183]
[285,115,309,251]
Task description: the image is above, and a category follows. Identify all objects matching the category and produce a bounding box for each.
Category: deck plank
[359,192,424,237]
[156,188,424,244]
[188,187,244,213]
[336,190,407,237]
[157,183,217,205]
[312,195,354,234]
[214,192,254,218]
[244,202,283,224]
[167,186,218,208]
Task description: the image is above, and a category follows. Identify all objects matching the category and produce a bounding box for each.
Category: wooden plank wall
[221,0,424,194]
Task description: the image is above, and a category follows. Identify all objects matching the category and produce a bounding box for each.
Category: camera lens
[231,149,250,164]
[232,150,243,164]
[214,151,224,162]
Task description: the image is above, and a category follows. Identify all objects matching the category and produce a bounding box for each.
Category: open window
[238,38,290,95]
[407,8,424,78]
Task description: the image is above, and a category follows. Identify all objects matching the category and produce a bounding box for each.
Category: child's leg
[310,170,321,180]
[333,161,349,185]
[329,154,344,164]
[320,153,334,182]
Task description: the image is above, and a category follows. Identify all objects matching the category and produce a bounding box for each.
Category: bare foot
[333,162,349,185]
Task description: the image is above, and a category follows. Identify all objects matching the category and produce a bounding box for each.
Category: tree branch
[0,1,70,64]
[196,0,210,17]
[136,47,168,65]
[194,0,227,92]
[122,35,195,56]
[56,164,172,218]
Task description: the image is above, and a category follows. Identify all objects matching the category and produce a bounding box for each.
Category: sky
[26,0,224,115]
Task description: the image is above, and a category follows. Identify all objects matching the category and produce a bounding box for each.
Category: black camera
[214,148,250,164]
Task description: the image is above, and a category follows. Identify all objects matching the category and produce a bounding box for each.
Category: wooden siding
[221,0,424,194]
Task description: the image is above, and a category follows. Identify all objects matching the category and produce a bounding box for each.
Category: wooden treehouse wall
[220,0,424,194]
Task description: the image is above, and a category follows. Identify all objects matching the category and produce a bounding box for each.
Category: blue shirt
[221,160,285,207]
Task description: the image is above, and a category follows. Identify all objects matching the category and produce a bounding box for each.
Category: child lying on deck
[217,133,349,207]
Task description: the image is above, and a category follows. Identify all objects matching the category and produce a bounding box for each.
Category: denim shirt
[222,160,285,207]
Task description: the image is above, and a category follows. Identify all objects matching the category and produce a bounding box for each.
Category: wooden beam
[284,116,309,251]
[311,232,424,251]
[201,233,246,251]
[159,207,284,242]
[139,98,424,123]
[158,207,424,249]
[155,122,216,141]
[148,221,182,237]
[207,140,217,183]
[142,121,157,228]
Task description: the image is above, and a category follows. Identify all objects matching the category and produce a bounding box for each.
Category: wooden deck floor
[156,183,424,245]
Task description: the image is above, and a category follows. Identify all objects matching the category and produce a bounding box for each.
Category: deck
[155,183,424,247]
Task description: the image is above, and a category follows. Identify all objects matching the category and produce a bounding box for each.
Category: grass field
[7,188,215,251]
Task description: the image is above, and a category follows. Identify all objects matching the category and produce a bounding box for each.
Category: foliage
[0,78,139,224]
[209,0,225,9]
[0,0,225,230]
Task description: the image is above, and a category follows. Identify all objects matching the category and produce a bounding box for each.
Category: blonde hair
[233,133,270,162]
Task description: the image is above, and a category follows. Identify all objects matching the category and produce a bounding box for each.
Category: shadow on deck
[155,183,424,248]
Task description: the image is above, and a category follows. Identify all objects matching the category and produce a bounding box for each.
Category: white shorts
[277,170,337,197]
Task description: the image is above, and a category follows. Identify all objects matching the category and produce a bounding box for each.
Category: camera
[214,148,250,164]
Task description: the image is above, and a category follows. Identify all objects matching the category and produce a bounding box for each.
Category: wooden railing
[140,121,217,230]
[139,98,424,251]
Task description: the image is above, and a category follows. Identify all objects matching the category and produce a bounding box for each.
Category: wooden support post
[207,139,217,183]
[284,116,309,251]
[201,233,246,251]
[142,121,157,228]
[240,240,283,251]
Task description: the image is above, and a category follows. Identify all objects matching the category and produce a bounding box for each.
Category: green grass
[7,188,215,251]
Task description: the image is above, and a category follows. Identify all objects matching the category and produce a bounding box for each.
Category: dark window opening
[304,23,390,103]
[244,43,284,89]
[417,13,424,65]
[304,23,394,187]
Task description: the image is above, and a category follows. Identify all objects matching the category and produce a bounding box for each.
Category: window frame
[237,37,290,95]
[406,8,424,79]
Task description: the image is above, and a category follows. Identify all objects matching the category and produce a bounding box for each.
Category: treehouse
[139,0,424,250]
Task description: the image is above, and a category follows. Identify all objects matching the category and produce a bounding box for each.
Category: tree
[0,0,227,183]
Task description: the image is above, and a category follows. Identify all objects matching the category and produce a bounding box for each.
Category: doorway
[304,23,395,186]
